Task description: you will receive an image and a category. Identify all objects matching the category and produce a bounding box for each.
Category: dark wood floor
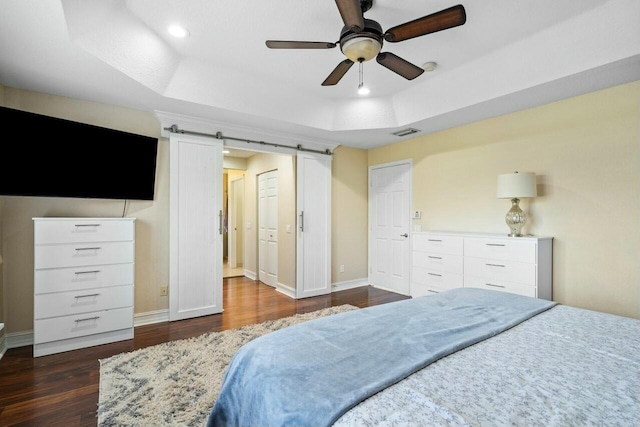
[0,277,408,426]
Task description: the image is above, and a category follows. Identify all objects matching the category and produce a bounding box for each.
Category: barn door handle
[299,211,304,232]
[219,210,223,235]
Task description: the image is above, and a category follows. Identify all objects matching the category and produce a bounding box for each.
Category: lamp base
[505,198,526,237]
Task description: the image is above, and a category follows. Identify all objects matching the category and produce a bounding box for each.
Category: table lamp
[497,171,537,237]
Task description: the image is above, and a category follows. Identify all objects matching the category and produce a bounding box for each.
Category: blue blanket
[207,288,557,427]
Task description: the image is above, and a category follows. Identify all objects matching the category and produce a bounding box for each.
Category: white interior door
[169,133,223,321]
[369,160,412,295]
[258,170,278,287]
[296,152,331,298]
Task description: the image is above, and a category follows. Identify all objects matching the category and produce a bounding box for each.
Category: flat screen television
[0,106,158,200]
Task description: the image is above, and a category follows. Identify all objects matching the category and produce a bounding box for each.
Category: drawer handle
[75,316,100,323]
[427,289,439,293]
[428,256,442,260]
[75,247,101,251]
[75,270,101,275]
[486,283,505,289]
[428,273,442,277]
[75,224,101,227]
[486,243,506,247]
[74,293,100,299]
[486,263,506,268]
[427,239,442,242]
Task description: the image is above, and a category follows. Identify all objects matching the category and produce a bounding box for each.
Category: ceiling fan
[266,0,466,87]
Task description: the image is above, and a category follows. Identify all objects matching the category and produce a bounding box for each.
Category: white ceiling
[0,0,638,152]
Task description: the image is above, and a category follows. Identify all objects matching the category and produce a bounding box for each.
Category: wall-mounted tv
[0,106,158,200]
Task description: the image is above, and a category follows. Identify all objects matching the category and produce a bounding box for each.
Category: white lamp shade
[497,172,537,199]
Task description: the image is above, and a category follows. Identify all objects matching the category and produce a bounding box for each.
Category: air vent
[392,128,420,137]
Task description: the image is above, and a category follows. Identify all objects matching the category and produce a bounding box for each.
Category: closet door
[258,170,278,287]
[296,152,331,298]
[169,133,223,321]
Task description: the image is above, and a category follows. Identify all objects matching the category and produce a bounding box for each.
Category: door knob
[400,233,408,238]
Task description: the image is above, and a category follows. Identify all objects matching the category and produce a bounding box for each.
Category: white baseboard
[7,330,33,349]
[276,283,296,298]
[0,332,6,360]
[134,309,169,326]
[332,278,369,292]
[1,278,369,354]
[3,309,171,352]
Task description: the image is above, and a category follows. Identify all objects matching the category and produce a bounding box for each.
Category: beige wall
[243,153,297,290]
[1,87,169,333]
[2,79,637,338]
[0,84,5,332]
[331,146,369,284]
[369,81,640,319]
[0,197,4,329]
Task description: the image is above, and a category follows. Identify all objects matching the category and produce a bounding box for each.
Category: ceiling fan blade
[266,40,337,49]
[376,52,424,80]
[335,0,365,32]
[384,4,466,43]
[322,59,354,86]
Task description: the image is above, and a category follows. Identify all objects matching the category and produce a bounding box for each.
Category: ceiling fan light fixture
[357,82,370,95]
[357,59,370,95]
[341,37,381,62]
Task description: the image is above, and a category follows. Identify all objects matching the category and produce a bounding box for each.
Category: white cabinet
[412,232,552,300]
[33,218,135,357]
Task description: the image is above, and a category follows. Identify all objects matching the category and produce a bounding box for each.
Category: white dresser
[33,217,135,357]
[412,232,552,300]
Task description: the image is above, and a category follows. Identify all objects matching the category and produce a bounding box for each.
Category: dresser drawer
[464,238,536,263]
[34,241,134,269]
[412,251,463,273]
[464,276,536,298]
[34,306,133,345]
[464,257,536,286]
[35,263,134,294]
[34,219,134,244]
[414,234,463,255]
[412,271,462,297]
[413,266,462,291]
[35,285,133,319]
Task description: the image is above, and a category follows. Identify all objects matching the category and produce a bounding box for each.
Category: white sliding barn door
[296,152,331,298]
[369,161,412,296]
[169,133,223,321]
[258,170,278,287]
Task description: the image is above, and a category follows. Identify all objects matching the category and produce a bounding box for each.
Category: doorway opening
[224,170,245,278]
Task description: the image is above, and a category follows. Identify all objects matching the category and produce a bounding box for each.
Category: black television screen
[0,107,158,200]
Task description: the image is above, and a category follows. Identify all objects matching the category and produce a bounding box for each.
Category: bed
[207,288,640,427]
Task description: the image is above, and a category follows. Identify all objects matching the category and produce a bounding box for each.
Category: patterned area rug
[98,305,358,427]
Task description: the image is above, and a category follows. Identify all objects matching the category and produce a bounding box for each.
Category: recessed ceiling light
[422,62,438,72]
[168,25,190,38]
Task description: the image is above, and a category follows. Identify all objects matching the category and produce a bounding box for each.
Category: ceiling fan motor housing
[339,19,383,62]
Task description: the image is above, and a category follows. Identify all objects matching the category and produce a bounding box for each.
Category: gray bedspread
[334,303,640,427]
[207,288,556,427]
